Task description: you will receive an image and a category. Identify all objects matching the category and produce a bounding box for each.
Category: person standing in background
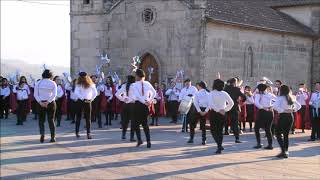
[0,78,11,119]
[13,76,30,125]
[53,76,64,127]
[296,83,308,133]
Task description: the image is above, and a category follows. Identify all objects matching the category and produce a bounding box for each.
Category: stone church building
[70,0,320,88]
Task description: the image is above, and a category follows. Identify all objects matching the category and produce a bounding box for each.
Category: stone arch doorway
[139,53,159,85]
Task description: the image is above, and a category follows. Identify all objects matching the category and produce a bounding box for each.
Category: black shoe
[308,138,315,141]
[76,133,80,138]
[156,123,159,126]
[150,123,154,126]
[87,134,92,139]
[215,149,222,154]
[71,120,75,124]
[109,123,112,126]
[291,131,295,135]
[181,129,185,133]
[283,151,289,158]
[137,140,143,147]
[122,135,126,140]
[235,140,242,143]
[202,141,206,145]
[264,145,273,150]
[187,139,194,144]
[302,129,305,133]
[40,135,45,143]
[50,138,56,143]
[254,144,263,149]
[276,152,285,158]
[130,139,136,142]
[147,142,151,148]
[219,146,225,151]
[224,132,229,135]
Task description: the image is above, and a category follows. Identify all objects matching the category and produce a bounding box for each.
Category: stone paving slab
[1,114,320,179]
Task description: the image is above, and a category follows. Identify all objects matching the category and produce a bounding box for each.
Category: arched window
[244,46,254,78]
[142,8,154,24]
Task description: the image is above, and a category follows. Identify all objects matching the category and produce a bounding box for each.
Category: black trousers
[245,104,254,129]
[104,97,113,125]
[168,100,179,122]
[182,104,195,131]
[209,111,225,148]
[70,100,77,121]
[0,96,9,118]
[91,95,101,125]
[226,108,240,140]
[255,109,273,146]
[75,100,92,134]
[310,107,320,140]
[55,97,63,125]
[38,101,56,137]
[298,105,306,130]
[190,110,207,142]
[134,101,151,142]
[121,103,135,139]
[31,100,39,119]
[17,100,28,124]
[276,113,294,152]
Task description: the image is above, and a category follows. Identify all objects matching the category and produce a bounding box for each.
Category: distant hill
[0,59,69,81]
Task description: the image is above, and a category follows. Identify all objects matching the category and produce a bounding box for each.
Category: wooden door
[139,53,159,85]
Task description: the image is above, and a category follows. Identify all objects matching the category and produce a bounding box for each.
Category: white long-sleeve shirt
[0,86,10,97]
[132,80,156,104]
[273,96,301,113]
[296,91,308,106]
[115,83,135,104]
[13,84,30,101]
[102,85,113,101]
[34,79,57,103]
[65,83,78,101]
[254,93,276,109]
[208,90,234,112]
[194,89,210,113]
[74,84,98,101]
[309,91,320,108]
[56,85,65,99]
[165,87,180,101]
[179,86,198,101]
[245,95,254,105]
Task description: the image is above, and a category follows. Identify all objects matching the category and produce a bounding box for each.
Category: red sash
[100,91,107,112]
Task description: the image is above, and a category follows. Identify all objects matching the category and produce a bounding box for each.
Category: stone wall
[203,22,313,90]
[71,0,204,83]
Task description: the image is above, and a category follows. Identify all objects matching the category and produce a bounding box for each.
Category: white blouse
[13,84,30,101]
[273,96,301,113]
[74,84,97,101]
[208,90,234,112]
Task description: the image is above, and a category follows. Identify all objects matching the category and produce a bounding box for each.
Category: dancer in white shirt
[253,83,276,150]
[308,82,320,141]
[53,76,65,127]
[115,75,136,141]
[244,86,254,132]
[34,69,57,143]
[74,72,98,139]
[65,79,78,124]
[296,83,309,133]
[0,78,11,119]
[132,69,156,148]
[165,82,180,123]
[102,76,115,126]
[179,79,198,132]
[273,85,301,158]
[188,81,210,145]
[208,79,234,154]
[13,76,30,125]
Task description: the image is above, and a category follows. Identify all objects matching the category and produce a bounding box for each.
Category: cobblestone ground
[1,114,320,179]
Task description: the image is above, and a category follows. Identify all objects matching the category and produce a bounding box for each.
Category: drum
[178,96,193,114]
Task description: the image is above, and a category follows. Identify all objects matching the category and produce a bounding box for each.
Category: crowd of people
[0,69,319,159]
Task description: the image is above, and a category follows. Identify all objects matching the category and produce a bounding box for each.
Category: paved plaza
[1,115,320,179]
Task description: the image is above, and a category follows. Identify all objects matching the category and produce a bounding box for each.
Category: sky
[1,0,70,67]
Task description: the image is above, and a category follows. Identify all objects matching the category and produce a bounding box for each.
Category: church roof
[205,0,319,37]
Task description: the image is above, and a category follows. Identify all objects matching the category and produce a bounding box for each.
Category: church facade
[70,0,320,88]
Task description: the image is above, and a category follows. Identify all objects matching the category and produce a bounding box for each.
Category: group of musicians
[1,69,320,158]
